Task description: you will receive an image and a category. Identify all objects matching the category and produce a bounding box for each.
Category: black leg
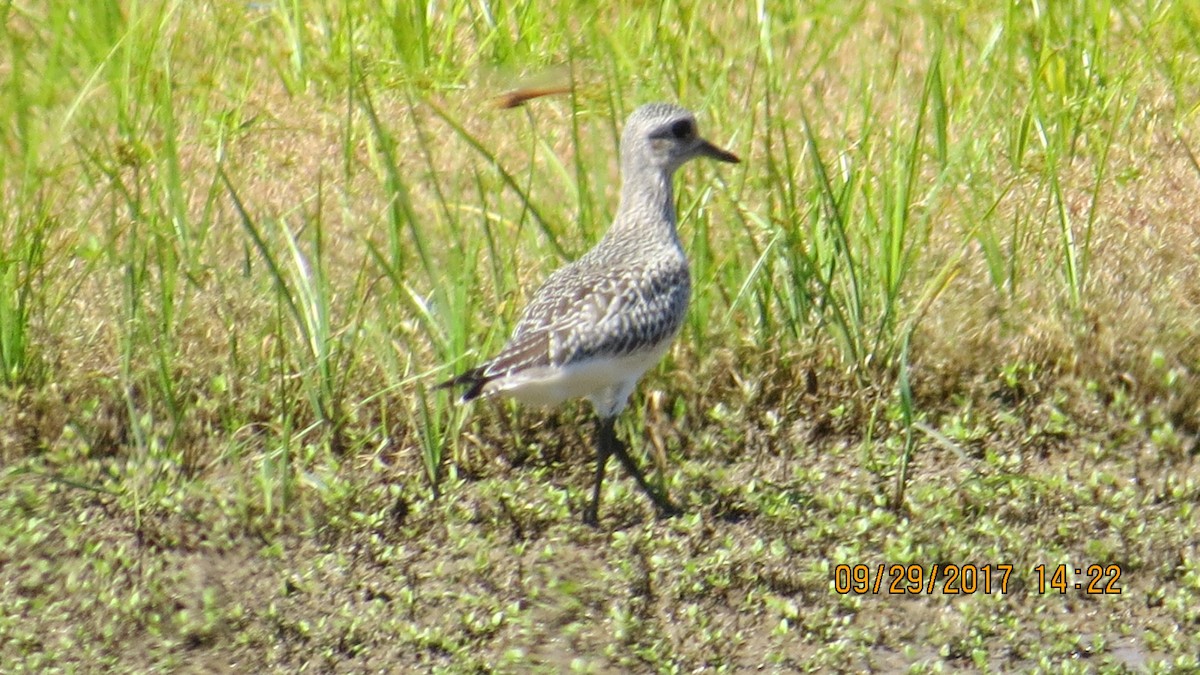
[590,417,681,523]
[583,419,613,527]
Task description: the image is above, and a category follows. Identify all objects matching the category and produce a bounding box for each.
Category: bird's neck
[608,166,679,248]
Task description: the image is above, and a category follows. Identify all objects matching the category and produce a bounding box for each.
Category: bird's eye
[670,119,694,140]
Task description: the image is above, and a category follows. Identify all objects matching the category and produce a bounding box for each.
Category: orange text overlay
[831,563,1124,595]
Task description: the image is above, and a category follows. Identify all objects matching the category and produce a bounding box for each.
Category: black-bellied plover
[438,102,739,526]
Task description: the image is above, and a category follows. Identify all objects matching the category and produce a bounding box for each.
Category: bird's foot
[654,499,683,520]
[582,507,601,528]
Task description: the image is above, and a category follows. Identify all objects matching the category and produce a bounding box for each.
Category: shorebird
[438,102,738,526]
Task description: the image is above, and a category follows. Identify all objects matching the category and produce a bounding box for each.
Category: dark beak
[698,138,740,163]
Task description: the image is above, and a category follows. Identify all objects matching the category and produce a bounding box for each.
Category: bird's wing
[480,258,690,380]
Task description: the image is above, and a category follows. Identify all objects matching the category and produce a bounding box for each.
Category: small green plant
[0,207,48,388]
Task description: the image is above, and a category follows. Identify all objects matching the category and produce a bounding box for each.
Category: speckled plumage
[438,102,738,525]
[474,241,690,386]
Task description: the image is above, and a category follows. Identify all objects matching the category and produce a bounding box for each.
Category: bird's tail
[434,367,490,402]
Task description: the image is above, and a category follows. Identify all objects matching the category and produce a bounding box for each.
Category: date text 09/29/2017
[831,563,1123,595]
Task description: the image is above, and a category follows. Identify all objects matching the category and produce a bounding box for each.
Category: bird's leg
[598,417,681,520]
[584,418,614,527]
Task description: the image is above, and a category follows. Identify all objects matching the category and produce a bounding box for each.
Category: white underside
[482,342,672,418]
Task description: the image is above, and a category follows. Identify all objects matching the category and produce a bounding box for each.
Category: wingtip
[436,368,488,402]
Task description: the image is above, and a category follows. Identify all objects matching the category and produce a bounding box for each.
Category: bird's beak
[698,139,740,163]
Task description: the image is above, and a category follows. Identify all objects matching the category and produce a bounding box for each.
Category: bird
[437,102,739,526]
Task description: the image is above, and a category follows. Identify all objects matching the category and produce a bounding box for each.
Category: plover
[438,102,738,525]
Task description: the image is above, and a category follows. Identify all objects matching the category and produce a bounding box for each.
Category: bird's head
[621,103,739,174]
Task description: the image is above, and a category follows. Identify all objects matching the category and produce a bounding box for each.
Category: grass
[2,0,1200,671]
